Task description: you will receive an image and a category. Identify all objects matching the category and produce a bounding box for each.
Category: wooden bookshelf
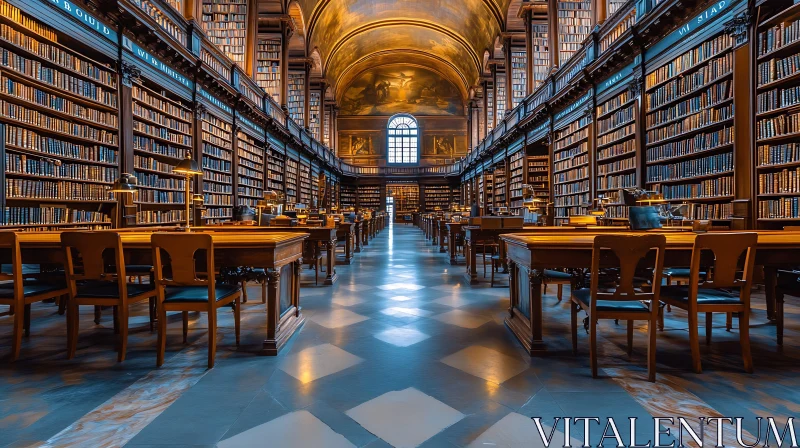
[298,160,311,206]
[478,172,494,214]
[288,72,305,126]
[236,129,265,209]
[495,69,506,123]
[756,1,800,224]
[309,90,321,141]
[528,155,550,203]
[493,164,507,209]
[486,81,495,131]
[202,0,247,66]
[256,36,281,103]
[265,145,284,192]
[644,32,735,221]
[511,48,527,108]
[358,185,381,210]
[596,88,638,220]
[201,112,234,223]
[531,23,550,91]
[310,163,319,206]
[131,81,192,225]
[0,0,116,228]
[557,0,592,65]
[388,184,419,212]
[424,185,451,212]
[340,183,356,209]
[129,0,186,46]
[553,113,592,223]
[285,158,298,206]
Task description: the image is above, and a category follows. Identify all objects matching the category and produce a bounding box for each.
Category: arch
[386,114,419,165]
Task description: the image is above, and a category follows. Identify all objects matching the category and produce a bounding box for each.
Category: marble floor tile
[381,307,434,318]
[346,387,464,448]
[440,346,529,384]
[279,344,363,384]
[388,295,415,302]
[432,296,475,308]
[218,410,355,448]
[309,309,370,329]
[332,296,366,307]
[339,284,375,292]
[374,327,431,347]
[432,310,492,329]
[378,283,426,291]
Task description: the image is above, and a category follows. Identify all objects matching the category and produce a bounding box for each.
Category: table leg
[449,231,458,265]
[464,238,479,285]
[764,266,777,321]
[325,239,338,285]
[528,269,546,354]
[500,239,509,273]
[345,233,353,264]
[439,228,447,253]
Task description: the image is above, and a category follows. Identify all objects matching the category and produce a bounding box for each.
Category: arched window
[387,114,419,164]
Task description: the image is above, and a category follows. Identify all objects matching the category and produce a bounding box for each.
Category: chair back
[590,234,666,306]
[61,232,127,297]
[151,233,215,299]
[0,231,23,300]
[690,233,757,291]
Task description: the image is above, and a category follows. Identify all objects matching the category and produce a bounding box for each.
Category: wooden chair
[543,270,571,301]
[659,233,757,374]
[0,232,69,361]
[151,233,241,369]
[570,234,666,382]
[61,232,157,362]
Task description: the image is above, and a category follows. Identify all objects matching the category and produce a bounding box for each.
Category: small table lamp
[172,150,203,230]
[111,173,138,228]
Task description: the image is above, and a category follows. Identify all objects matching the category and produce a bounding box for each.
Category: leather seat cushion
[163,284,240,303]
[572,288,650,312]
[544,269,571,280]
[660,285,741,305]
[663,268,706,278]
[0,280,67,298]
[76,281,155,298]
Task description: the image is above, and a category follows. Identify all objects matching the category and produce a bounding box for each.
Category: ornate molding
[627,72,644,98]
[193,103,208,120]
[724,12,752,45]
[120,62,142,87]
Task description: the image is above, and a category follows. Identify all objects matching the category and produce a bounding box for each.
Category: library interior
[1,0,800,446]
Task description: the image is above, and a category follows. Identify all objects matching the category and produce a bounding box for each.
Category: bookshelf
[310,163,319,206]
[285,158,298,205]
[608,0,627,16]
[201,112,234,223]
[340,183,356,209]
[388,184,419,212]
[596,88,638,220]
[528,155,551,201]
[256,36,281,103]
[486,81,495,131]
[309,90,321,141]
[557,0,592,65]
[0,1,117,228]
[532,23,550,91]
[265,145,284,193]
[424,185,451,212]
[644,32,736,221]
[495,69,507,123]
[553,114,592,223]
[298,160,311,206]
[357,185,381,210]
[131,81,193,225]
[511,48,527,108]
[236,130,264,209]
[202,0,247,66]
[509,152,525,213]
[756,1,800,224]
[130,0,186,46]
[493,165,507,209]
[323,106,331,146]
[478,172,494,214]
[288,72,305,126]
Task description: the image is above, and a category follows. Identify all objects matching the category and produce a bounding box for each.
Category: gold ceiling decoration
[289,0,513,105]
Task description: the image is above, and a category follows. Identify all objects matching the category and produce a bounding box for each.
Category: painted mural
[422,135,467,157]
[340,65,465,116]
[339,134,379,158]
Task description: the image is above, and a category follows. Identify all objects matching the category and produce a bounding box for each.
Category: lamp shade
[173,150,203,175]
[111,173,138,193]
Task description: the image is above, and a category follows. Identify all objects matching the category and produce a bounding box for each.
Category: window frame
[386,114,420,166]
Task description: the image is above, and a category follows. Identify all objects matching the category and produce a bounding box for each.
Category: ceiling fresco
[339,64,464,116]
[288,0,514,105]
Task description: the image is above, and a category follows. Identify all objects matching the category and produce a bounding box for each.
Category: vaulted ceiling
[273,0,517,109]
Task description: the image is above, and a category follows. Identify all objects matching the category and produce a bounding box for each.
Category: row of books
[554,154,588,172]
[646,81,731,128]
[645,103,733,144]
[756,85,800,113]
[756,111,800,139]
[7,125,118,164]
[135,155,178,175]
[645,34,733,90]
[6,153,117,183]
[132,121,190,146]
[757,53,800,87]
[598,138,636,161]
[598,123,635,147]
[136,209,185,225]
[597,105,634,134]
[597,156,635,175]
[757,142,800,166]
[758,166,800,194]
[646,53,732,111]
[1,100,118,145]
[3,206,109,226]
[6,178,109,200]
[0,0,56,41]
[135,172,184,190]
[554,122,590,151]
[758,17,800,57]
[656,176,733,200]
[598,172,636,190]
[134,135,184,159]
[129,0,186,45]
[646,151,733,182]
[646,126,733,163]
[759,197,800,219]
[136,189,185,204]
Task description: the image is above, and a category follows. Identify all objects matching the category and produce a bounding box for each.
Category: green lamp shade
[173,151,203,175]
